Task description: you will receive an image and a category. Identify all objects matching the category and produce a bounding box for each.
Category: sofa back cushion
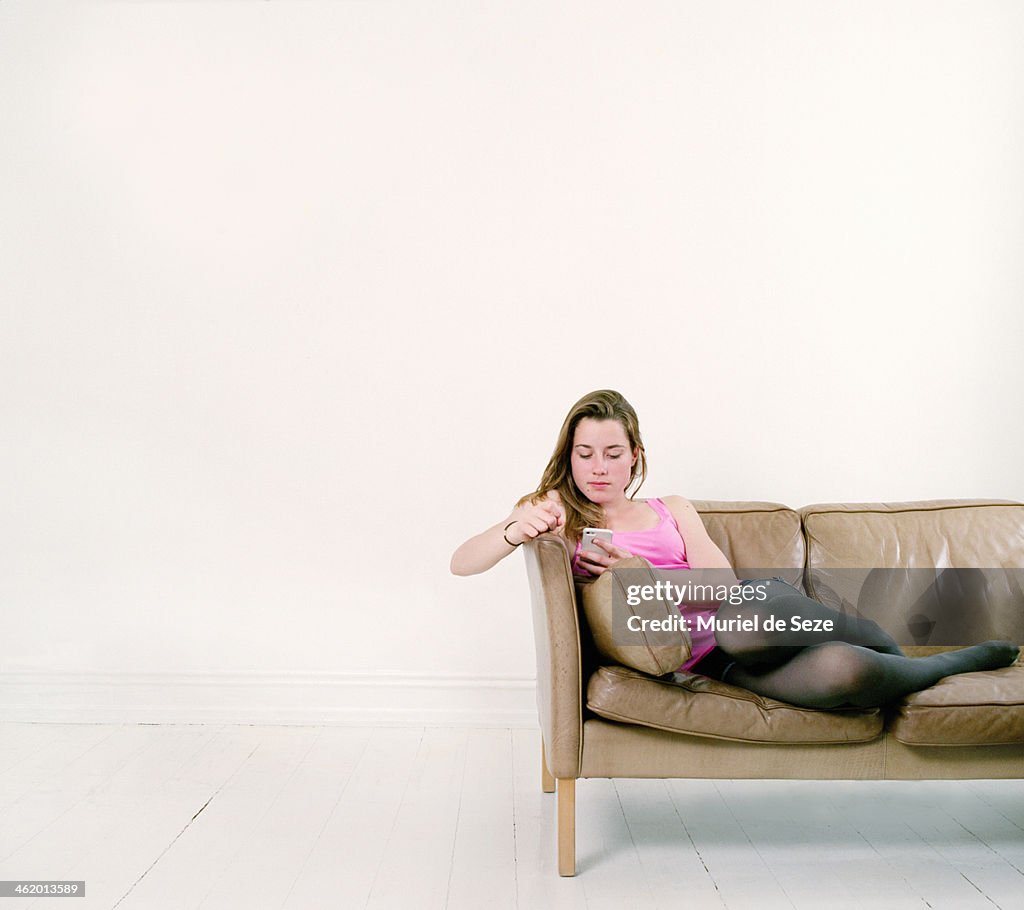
[801,500,1024,646]
[692,501,805,590]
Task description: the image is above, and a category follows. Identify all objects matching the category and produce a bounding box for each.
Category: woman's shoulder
[658,494,693,510]
[658,495,703,524]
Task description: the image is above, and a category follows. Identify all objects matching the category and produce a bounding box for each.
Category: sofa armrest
[524,535,583,779]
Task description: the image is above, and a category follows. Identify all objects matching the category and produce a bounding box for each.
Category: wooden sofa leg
[557,778,576,876]
[541,739,555,793]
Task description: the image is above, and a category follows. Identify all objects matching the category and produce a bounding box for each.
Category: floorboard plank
[613,778,727,909]
[664,778,796,910]
[0,725,175,869]
[364,727,470,910]
[445,728,517,910]
[45,725,247,910]
[0,725,127,814]
[278,726,426,910]
[570,777,660,909]
[0,724,104,779]
[824,780,1002,910]
[112,725,320,910]
[900,780,1024,910]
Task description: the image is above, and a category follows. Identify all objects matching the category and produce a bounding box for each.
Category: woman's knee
[807,643,884,707]
[713,595,814,659]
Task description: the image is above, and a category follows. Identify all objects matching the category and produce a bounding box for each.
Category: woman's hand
[451,494,565,576]
[506,499,565,545]
[576,536,634,576]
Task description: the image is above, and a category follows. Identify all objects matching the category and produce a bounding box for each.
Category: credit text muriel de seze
[622,580,836,634]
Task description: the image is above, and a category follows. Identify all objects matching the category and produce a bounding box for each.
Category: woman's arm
[663,495,742,589]
[450,492,566,576]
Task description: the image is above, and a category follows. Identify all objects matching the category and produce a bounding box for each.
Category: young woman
[451,389,1019,710]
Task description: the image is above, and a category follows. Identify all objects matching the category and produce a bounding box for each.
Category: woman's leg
[722,640,1020,709]
[715,579,905,664]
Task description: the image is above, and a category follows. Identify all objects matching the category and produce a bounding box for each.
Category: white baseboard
[0,670,539,727]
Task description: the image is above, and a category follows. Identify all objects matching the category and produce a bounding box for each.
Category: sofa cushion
[579,557,691,677]
[800,500,1024,646]
[692,501,805,590]
[587,664,884,744]
[890,660,1024,745]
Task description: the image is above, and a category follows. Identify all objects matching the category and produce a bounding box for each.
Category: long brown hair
[518,389,647,543]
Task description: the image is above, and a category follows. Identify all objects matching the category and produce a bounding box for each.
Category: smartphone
[581,528,614,555]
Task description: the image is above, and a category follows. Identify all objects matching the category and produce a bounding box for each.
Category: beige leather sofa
[524,499,1024,876]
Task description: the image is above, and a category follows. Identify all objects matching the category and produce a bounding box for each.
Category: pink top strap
[571,498,689,574]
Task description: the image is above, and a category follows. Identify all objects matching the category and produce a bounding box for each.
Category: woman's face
[570,417,637,504]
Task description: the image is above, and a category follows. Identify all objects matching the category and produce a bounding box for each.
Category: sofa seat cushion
[890,663,1024,745]
[587,665,884,744]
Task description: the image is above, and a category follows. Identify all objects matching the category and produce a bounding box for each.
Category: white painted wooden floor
[1,723,1023,910]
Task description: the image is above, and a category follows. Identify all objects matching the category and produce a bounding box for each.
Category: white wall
[2,2,1022,721]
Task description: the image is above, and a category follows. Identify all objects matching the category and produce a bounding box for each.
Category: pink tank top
[571,497,718,672]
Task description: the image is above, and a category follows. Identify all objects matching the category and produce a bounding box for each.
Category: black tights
[709,579,1019,709]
